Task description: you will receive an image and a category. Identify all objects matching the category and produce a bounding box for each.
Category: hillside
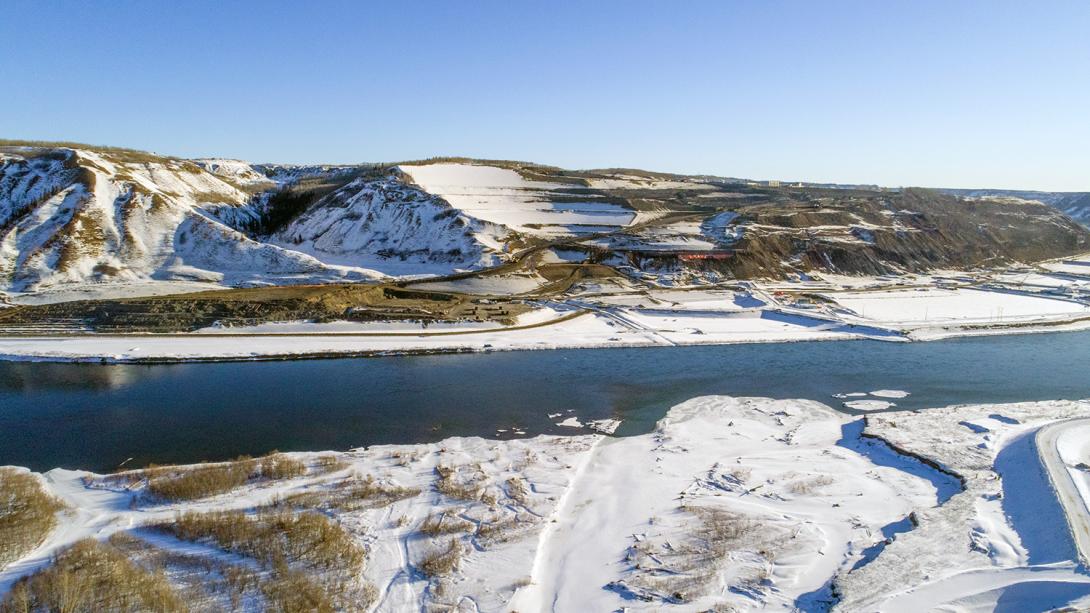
[942,188,1090,227]
[0,144,382,295]
[2,141,1088,303]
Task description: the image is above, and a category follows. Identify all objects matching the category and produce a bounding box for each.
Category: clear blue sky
[2,1,1088,190]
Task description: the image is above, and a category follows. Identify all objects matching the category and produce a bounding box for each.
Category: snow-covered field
[993,271,1090,290]
[1042,255,1090,278]
[0,306,897,362]
[826,287,1090,325]
[6,275,1090,361]
[400,163,637,237]
[6,396,1090,611]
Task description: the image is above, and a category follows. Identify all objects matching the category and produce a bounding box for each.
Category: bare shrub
[261,561,377,613]
[163,509,364,571]
[159,507,374,611]
[476,513,534,546]
[623,505,780,603]
[435,464,488,502]
[276,474,420,512]
[146,457,256,501]
[107,531,257,610]
[260,453,306,480]
[341,475,420,509]
[313,454,349,474]
[788,475,835,496]
[0,468,66,568]
[142,452,310,502]
[505,477,529,506]
[260,565,336,613]
[419,539,464,578]
[419,512,474,537]
[0,538,184,612]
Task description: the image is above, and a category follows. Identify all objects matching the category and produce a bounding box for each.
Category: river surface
[3,331,1090,472]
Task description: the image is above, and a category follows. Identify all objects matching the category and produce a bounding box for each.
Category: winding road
[1036,418,1090,567]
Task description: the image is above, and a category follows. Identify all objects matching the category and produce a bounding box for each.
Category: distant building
[765,180,781,187]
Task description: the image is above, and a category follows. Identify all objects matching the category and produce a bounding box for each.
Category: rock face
[2,142,1089,295]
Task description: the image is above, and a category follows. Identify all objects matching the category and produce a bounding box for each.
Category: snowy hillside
[400,163,640,238]
[0,145,381,295]
[270,173,507,276]
[2,142,1089,301]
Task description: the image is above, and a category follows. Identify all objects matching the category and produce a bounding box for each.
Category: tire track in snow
[507,433,607,612]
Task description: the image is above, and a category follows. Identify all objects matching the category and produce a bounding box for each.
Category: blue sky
[2,1,1087,190]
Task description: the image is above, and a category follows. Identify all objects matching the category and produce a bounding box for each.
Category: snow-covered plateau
[4,396,1090,612]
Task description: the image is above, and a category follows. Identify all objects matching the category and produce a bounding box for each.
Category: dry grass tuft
[259,565,336,612]
[0,538,185,613]
[623,505,785,603]
[475,513,535,546]
[146,457,257,501]
[275,474,420,513]
[434,464,489,503]
[260,453,306,481]
[313,454,349,474]
[164,509,364,572]
[787,475,835,496]
[505,477,530,506]
[419,539,464,578]
[419,512,474,537]
[102,452,311,503]
[0,468,66,568]
[341,475,420,509]
[159,508,371,611]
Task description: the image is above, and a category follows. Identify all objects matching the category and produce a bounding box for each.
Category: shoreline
[5,396,1089,611]
[4,314,1090,364]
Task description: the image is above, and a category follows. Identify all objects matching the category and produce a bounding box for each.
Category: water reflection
[0,362,168,392]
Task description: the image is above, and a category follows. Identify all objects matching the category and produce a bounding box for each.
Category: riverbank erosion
[3,396,1089,610]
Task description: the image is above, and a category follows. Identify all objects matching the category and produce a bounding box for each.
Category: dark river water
[3,331,1090,472]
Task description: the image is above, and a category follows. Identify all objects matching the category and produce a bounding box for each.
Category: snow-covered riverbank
[0,308,898,363]
[4,396,1090,611]
[5,259,1090,362]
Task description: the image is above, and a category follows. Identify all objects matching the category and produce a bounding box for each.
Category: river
[3,331,1090,471]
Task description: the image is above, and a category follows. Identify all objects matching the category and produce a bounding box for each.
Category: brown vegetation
[164,509,364,571]
[418,539,464,578]
[624,505,786,603]
[159,508,371,611]
[0,468,66,569]
[259,453,306,481]
[99,452,309,503]
[146,457,257,501]
[419,512,474,537]
[0,538,185,613]
[275,474,420,512]
[313,454,349,474]
[434,464,489,503]
[0,282,529,333]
